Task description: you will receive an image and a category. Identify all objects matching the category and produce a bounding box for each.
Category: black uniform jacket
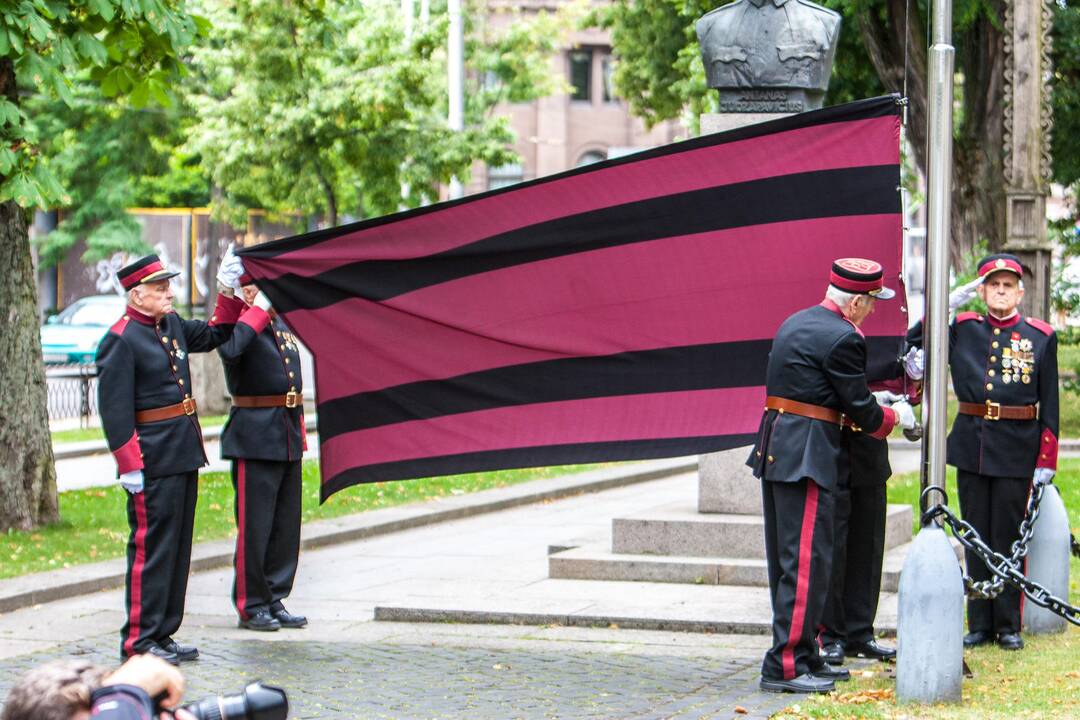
[96,296,246,478]
[946,311,1058,477]
[747,301,896,491]
[217,295,306,462]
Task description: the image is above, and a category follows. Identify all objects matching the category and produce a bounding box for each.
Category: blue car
[41,295,127,365]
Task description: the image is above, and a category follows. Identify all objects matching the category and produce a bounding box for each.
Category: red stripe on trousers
[235,460,248,620]
[782,481,820,680]
[123,493,148,657]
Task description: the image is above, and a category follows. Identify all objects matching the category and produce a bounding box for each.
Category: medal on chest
[1002,334,1033,385]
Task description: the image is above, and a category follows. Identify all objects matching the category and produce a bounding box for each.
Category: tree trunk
[0,199,59,531]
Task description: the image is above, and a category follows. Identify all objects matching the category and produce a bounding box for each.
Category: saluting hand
[948,276,983,313]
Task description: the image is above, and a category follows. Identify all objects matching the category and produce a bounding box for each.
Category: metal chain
[923,499,1080,627]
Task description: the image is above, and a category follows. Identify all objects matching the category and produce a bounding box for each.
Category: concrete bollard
[1024,484,1071,635]
[897,525,964,704]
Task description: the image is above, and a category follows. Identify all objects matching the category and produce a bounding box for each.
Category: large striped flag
[238,96,907,501]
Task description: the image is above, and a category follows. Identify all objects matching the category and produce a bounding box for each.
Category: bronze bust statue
[696,0,842,112]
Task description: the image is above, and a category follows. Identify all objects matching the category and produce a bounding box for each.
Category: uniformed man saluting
[216,271,307,632]
[946,253,1059,651]
[97,251,267,665]
[748,258,916,694]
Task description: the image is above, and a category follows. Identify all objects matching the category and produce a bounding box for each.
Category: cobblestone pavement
[0,623,796,720]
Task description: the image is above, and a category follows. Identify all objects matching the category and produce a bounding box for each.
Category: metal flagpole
[447,0,464,200]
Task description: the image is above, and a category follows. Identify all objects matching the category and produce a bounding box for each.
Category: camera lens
[179,682,288,720]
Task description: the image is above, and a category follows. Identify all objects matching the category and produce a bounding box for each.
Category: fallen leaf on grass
[834,688,895,705]
[733,706,748,714]
[1066,671,1080,679]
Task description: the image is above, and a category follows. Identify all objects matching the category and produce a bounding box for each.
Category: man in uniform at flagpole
[216,270,308,632]
[96,250,269,664]
[748,258,916,694]
[944,253,1059,651]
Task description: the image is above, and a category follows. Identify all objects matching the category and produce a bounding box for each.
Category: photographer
[2,654,194,720]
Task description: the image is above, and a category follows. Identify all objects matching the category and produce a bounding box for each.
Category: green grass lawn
[774,460,1080,719]
[52,415,231,444]
[0,461,601,579]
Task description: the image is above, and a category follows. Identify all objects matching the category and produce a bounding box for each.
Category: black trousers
[121,471,198,658]
[761,478,835,680]
[231,458,302,620]
[820,482,887,646]
[956,468,1031,635]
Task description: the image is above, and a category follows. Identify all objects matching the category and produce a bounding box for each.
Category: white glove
[904,347,924,380]
[216,245,245,290]
[1033,467,1055,487]
[891,400,916,431]
[120,470,144,494]
[253,291,272,311]
[948,276,983,312]
[872,390,904,407]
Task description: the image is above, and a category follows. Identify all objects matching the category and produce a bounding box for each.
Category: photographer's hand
[104,654,186,711]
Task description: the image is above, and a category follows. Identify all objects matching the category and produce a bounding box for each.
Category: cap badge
[995,259,1006,269]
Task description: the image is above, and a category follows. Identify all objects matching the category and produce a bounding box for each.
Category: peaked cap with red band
[977,252,1023,280]
[829,257,895,299]
[117,254,180,291]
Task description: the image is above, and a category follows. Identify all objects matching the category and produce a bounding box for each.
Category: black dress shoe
[963,630,994,648]
[997,632,1024,651]
[238,610,281,631]
[272,607,308,629]
[143,644,179,665]
[845,639,896,661]
[759,673,836,694]
[160,641,199,662]
[820,641,845,665]
[809,662,850,681]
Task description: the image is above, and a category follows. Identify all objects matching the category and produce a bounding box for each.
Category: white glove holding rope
[903,347,924,380]
[120,470,144,494]
[891,400,917,431]
[216,245,245,290]
[872,390,904,407]
[949,276,983,313]
[1033,467,1055,487]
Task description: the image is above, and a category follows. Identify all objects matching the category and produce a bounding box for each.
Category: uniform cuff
[1036,428,1058,470]
[867,406,896,440]
[112,432,144,475]
[238,305,271,334]
[210,293,245,326]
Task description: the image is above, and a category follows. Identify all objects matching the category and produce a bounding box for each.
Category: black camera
[174,681,288,720]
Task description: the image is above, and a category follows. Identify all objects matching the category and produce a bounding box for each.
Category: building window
[569,49,592,102]
[602,54,616,102]
[487,163,524,190]
[575,150,606,167]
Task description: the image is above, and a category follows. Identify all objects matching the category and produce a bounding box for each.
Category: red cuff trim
[1036,428,1058,470]
[238,305,271,334]
[113,432,144,475]
[209,293,244,326]
[868,406,896,440]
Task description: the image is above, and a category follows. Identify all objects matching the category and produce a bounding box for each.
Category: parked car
[41,294,127,365]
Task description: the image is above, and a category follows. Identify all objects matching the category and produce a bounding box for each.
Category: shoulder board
[108,314,131,336]
[955,312,983,324]
[1025,317,1054,336]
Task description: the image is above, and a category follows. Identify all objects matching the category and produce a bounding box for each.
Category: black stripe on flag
[267,164,900,311]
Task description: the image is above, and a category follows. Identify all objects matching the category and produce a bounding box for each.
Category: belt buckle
[285,391,299,409]
[984,401,1001,421]
[182,397,196,416]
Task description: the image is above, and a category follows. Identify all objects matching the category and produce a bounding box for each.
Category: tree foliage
[186,0,563,226]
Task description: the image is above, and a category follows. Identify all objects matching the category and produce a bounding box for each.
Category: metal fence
[46,363,98,426]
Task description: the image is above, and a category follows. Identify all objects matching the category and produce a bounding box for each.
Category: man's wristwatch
[217,282,235,297]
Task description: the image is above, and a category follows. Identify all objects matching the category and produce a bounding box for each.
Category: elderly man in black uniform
[97,251,267,665]
[748,258,916,694]
[945,253,1059,651]
[216,271,308,632]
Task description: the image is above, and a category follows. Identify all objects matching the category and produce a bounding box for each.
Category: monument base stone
[701,112,791,135]
[698,448,761,514]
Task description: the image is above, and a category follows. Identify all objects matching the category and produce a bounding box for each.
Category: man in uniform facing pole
[216,271,308,632]
[945,253,1059,651]
[748,258,917,693]
[97,251,266,664]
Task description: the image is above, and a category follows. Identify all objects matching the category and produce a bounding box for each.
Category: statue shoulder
[793,0,842,28]
[697,1,742,28]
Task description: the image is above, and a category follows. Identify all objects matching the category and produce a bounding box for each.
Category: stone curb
[0,456,697,614]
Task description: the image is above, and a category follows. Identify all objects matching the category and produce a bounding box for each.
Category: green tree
[0,0,200,532]
[593,0,1078,270]
[186,0,563,226]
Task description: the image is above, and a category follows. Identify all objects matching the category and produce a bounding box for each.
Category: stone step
[611,503,914,558]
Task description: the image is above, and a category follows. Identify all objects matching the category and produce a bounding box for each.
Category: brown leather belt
[232,391,302,409]
[135,397,197,423]
[765,396,859,430]
[958,401,1036,421]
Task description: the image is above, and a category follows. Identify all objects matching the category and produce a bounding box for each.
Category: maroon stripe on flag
[245,116,899,280]
[319,386,765,480]
[291,214,901,402]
